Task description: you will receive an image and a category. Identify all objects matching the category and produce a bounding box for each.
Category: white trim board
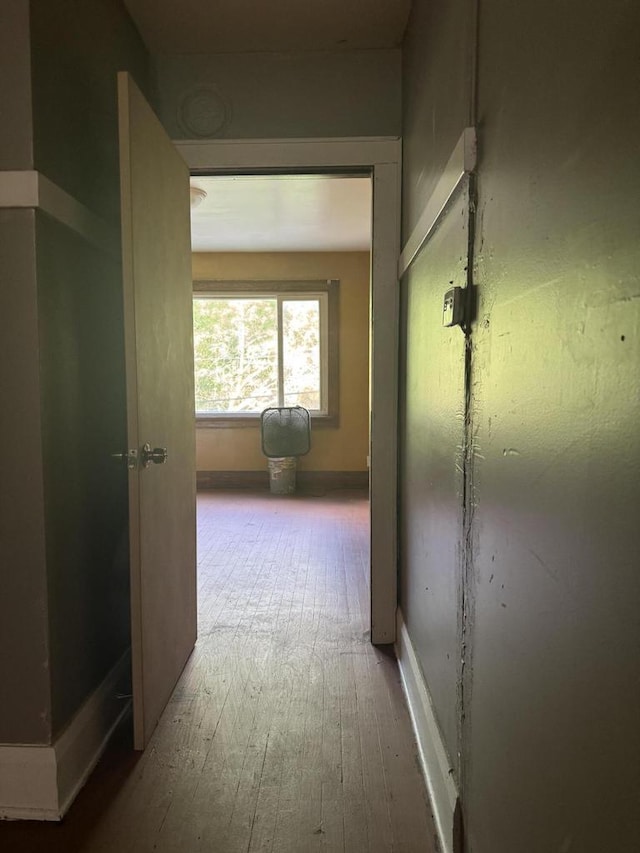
[177,136,401,644]
[0,650,131,821]
[0,169,118,256]
[395,609,461,853]
[398,127,476,279]
[177,136,401,170]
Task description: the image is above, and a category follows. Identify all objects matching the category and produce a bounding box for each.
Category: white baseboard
[395,609,461,853]
[0,649,131,821]
[0,746,59,820]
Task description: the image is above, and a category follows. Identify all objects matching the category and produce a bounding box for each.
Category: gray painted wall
[28,0,151,738]
[0,1,49,746]
[0,0,150,744]
[399,0,475,791]
[399,190,469,777]
[156,49,401,140]
[401,0,474,238]
[30,0,152,221]
[0,209,51,744]
[0,0,33,170]
[400,0,640,850]
[36,215,130,735]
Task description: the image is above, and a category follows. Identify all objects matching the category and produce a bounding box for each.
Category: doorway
[178,137,402,645]
[188,172,373,651]
[118,102,401,752]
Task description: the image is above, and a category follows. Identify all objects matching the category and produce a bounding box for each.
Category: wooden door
[118,72,197,749]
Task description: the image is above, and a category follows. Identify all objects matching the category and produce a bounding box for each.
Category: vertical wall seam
[458,170,478,803]
[458,0,481,845]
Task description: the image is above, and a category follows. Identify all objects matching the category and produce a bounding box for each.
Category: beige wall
[193,252,370,472]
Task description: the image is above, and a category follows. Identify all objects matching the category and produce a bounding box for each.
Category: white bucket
[267,456,297,495]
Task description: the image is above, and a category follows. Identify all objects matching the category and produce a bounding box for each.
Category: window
[193,280,339,427]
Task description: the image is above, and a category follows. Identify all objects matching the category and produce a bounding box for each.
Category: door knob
[141,443,168,468]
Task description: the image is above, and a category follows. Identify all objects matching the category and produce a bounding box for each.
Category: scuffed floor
[1,491,436,853]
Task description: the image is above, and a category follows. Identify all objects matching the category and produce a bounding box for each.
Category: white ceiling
[189,175,371,253]
[123,0,411,54]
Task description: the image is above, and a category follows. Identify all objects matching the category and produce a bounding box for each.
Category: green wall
[29,0,151,738]
[399,191,469,775]
[36,214,130,734]
[0,1,46,744]
[0,208,50,743]
[0,0,33,170]
[156,49,401,140]
[30,0,151,221]
[399,0,475,800]
[400,0,640,850]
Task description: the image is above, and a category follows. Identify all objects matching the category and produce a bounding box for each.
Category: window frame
[193,279,339,428]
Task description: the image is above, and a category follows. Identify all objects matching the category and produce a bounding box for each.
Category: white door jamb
[175,136,401,644]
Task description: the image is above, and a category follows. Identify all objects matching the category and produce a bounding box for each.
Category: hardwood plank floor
[1,491,437,852]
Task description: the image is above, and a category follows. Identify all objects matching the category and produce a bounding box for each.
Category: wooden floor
[2,491,436,853]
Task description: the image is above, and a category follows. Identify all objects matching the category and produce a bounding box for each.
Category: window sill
[195,413,339,429]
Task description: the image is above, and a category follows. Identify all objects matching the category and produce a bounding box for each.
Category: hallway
[1,491,435,853]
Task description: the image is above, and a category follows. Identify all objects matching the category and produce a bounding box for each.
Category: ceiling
[123,0,411,54]
[189,175,371,253]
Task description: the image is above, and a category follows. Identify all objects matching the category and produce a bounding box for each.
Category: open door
[118,72,197,749]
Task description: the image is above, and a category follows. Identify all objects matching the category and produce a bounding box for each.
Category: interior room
[0,1,638,852]
[189,173,372,494]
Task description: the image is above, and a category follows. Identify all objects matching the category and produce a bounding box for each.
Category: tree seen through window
[193,294,322,414]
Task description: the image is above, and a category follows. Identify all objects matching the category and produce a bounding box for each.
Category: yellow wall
[193,252,370,472]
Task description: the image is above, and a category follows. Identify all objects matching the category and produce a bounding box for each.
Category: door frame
[176,136,401,644]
